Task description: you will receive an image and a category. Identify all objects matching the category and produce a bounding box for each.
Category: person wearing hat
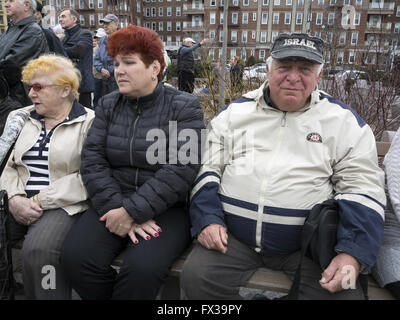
[93,14,119,108]
[181,33,385,300]
[177,37,208,93]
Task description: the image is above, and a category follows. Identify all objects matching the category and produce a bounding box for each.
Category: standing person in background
[59,9,94,109]
[229,55,243,91]
[34,1,66,57]
[92,28,106,109]
[0,0,48,106]
[93,14,119,108]
[177,37,209,93]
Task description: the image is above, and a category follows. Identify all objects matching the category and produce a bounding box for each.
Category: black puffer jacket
[81,82,205,223]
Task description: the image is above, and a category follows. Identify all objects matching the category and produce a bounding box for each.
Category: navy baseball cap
[271,33,324,64]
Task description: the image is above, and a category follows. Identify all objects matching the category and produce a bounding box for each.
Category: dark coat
[0,16,48,105]
[62,25,94,93]
[81,82,205,223]
[40,24,67,57]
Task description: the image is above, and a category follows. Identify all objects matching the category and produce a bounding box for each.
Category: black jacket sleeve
[80,97,124,215]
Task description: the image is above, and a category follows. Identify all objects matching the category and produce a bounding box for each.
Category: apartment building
[139,0,400,67]
[1,0,398,67]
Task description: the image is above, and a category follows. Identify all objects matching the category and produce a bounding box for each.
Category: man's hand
[197,224,228,253]
[8,195,42,225]
[101,68,111,79]
[319,252,361,293]
[200,38,209,46]
[99,207,134,237]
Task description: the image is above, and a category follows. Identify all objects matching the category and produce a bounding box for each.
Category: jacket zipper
[281,111,287,127]
[129,99,141,191]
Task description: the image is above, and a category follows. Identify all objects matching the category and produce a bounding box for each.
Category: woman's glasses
[26,83,58,92]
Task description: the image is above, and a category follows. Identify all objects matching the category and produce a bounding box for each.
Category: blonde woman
[0,54,94,299]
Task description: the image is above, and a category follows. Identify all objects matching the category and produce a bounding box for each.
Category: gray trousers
[9,208,80,300]
[181,233,365,300]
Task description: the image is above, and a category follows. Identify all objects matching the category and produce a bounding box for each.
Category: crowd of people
[0,1,399,301]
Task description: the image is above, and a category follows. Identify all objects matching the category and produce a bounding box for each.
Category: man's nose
[286,68,301,82]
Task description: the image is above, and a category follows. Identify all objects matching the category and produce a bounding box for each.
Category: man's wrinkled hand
[197,224,228,253]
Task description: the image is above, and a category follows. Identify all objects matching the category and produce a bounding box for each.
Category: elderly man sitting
[181,33,385,300]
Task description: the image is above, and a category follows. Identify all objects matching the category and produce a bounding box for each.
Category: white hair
[18,0,36,14]
[266,56,324,75]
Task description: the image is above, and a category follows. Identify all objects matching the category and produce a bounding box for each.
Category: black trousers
[60,206,191,299]
[178,70,195,93]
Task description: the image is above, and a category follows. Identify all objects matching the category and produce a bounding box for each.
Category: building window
[272,31,279,41]
[339,32,346,45]
[337,51,344,63]
[262,12,268,24]
[397,6,400,17]
[329,0,336,5]
[262,0,268,5]
[90,14,95,26]
[176,21,181,31]
[152,7,156,17]
[79,15,85,25]
[220,12,224,24]
[354,12,360,25]
[252,30,256,39]
[176,7,181,16]
[296,12,302,24]
[167,7,172,16]
[89,0,94,8]
[259,50,265,60]
[98,13,103,23]
[274,0,280,5]
[209,30,216,39]
[233,0,239,5]
[297,0,304,6]
[242,31,248,43]
[348,51,355,63]
[243,0,249,6]
[159,7,163,16]
[241,49,247,60]
[355,0,362,5]
[328,12,334,25]
[210,12,216,24]
[253,12,257,21]
[98,0,103,8]
[250,49,255,57]
[285,12,291,24]
[316,12,323,25]
[232,12,238,24]
[167,21,172,31]
[317,0,323,5]
[230,49,237,58]
[242,12,249,24]
[231,31,237,42]
[286,0,292,4]
[344,0,350,4]
[260,31,267,42]
[152,22,157,31]
[219,31,224,42]
[395,23,400,33]
[159,22,163,31]
[351,32,358,44]
[273,13,279,24]
[210,0,216,5]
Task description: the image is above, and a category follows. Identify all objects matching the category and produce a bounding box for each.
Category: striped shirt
[22,119,58,198]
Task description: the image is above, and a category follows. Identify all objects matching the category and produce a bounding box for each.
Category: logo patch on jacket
[306,132,323,143]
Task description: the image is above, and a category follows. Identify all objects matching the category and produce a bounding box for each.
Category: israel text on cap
[271,33,324,64]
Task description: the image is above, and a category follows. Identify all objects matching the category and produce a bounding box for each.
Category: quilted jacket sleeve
[80,97,124,215]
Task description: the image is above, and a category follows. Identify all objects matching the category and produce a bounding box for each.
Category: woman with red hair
[61,26,205,299]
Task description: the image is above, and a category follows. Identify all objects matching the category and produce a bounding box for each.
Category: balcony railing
[366,22,392,31]
[183,22,204,29]
[368,2,395,10]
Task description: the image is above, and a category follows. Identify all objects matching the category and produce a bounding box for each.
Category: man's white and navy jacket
[190,82,386,272]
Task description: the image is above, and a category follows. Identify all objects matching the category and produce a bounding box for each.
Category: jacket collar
[64,24,80,37]
[123,81,163,108]
[8,15,35,28]
[30,100,87,122]
[244,81,321,112]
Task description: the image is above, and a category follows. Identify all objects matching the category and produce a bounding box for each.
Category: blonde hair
[22,54,81,101]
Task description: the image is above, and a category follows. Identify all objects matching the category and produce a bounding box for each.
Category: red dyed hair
[107,25,166,81]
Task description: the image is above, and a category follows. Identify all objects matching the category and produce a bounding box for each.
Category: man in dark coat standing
[0,0,48,106]
[177,37,208,93]
[59,8,94,108]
